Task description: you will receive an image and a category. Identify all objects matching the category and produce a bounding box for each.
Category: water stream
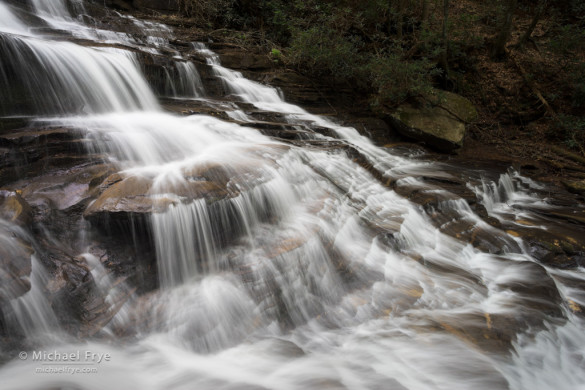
[0,1,584,389]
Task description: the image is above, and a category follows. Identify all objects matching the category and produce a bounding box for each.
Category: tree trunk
[397,0,405,40]
[491,0,519,58]
[439,0,450,79]
[442,0,448,43]
[518,0,547,48]
[421,0,429,28]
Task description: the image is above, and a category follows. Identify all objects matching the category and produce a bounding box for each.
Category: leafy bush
[288,25,362,81]
[366,51,439,107]
[177,0,242,28]
[551,114,585,151]
[270,48,282,63]
[548,24,585,57]
[565,61,585,109]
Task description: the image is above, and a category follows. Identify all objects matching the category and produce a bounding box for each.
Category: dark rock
[562,180,585,196]
[513,227,585,268]
[217,51,273,71]
[0,126,97,186]
[264,71,353,113]
[0,117,30,134]
[345,117,399,146]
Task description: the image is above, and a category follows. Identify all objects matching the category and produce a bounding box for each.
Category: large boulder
[388,90,478,152]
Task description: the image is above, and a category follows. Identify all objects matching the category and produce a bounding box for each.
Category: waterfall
[0,220,59,339]
[0,4,159,115]
[0,36,159,115]
[0,3,31,36]
[8,257,59,339]
[1,1,585,389]
[30,0,81,20]
[164,61,205,98]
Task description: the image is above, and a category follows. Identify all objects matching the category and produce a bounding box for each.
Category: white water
[165,61,205,98]
[1,2,585,389]
[0,3,31,35]
[8,256,59,339]
[0,219,59,340]
[0,5,159,115]
[30,0,82,20]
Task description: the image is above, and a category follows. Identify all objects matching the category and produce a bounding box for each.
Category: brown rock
[84,175,176,217]
[0,191,32,227]
[84,172,231,219]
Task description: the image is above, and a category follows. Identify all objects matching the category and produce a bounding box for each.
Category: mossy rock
[562,180,585,196]
[389,90,477,152]
[430,90,478,123]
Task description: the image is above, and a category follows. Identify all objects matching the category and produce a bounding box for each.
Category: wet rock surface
[0,191,32,227]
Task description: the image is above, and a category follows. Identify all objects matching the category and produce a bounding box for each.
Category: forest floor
[451,1,585,191]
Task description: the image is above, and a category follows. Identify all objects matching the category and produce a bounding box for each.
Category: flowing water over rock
[1,1,585,389]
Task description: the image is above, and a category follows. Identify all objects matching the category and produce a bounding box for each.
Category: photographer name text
[21,350,111,363]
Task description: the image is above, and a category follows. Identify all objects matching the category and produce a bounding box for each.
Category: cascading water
[0,3,158,115]
[30,0,84,20]
[0,3,31,36]
[0,219,59,341]
[0,37,159,115]
[1,1,584,389]
[8,256,59,339]
[163,61,205,98]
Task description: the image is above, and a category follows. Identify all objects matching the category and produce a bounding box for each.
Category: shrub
[177,0,242,28]
[270,48,282,63]
[551,114,585,152]
[365,51,439,107]
[548,24,585,59]
[288,25,362,81]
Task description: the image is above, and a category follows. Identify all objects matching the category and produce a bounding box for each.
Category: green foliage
[270,48,282,63]
[572,81,585,109]
[174,0,582,116]
[548,25,585,109]
[177,0,242,28]
[551,114,585,150]
[566,61,585,109]
[451,12,484,50]
[366,51,439,107]
[570,0,585,14]
[548,24,585,57]
[254,0,292,44]
[288,26,362,80]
